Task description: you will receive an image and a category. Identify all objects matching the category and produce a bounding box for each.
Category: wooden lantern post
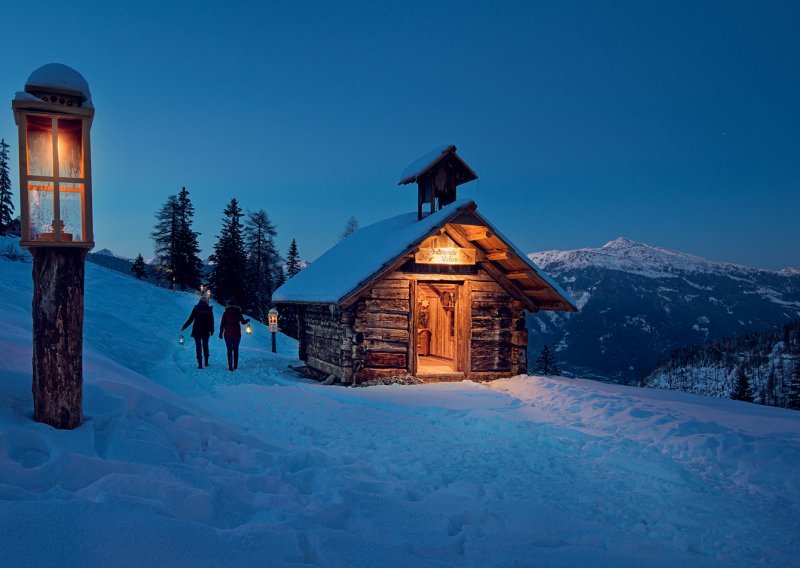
[268,308,279,353]
[11,64,95,429]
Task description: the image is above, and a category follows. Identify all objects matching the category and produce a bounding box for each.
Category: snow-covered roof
[24,63,92,106]
[273,199,576,311]
[399,145,454,184]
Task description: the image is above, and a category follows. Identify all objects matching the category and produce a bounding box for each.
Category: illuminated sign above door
[415,247,477,265]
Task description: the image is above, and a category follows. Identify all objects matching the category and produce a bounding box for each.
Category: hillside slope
[645,319,800,407]
[528,237,800,382]
[0,246,799,566]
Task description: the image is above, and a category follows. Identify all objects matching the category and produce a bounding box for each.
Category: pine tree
[338,216,359,242]
[151,195,180,286]
[0,139,14,236]
[731,367,754,403]
[131,253,147,280]
[275,265,286,289]
[151,188,203,290]
[286,238,302,278]
[208,198,248,306]
[245,209,280,321]
[173,187,203,291]
[532,345,560,376]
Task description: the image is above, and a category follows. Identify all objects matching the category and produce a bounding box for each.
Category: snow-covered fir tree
[532,345,560,376]
[286,238,302,278]
[338,216,359,242]
[245,209,280,322]
[131,254,147,280]
[0,139,14,236]
[208,198,248,306]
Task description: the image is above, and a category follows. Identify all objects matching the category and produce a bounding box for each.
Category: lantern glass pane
[59,183,84,242]
[28,182,55,241]
[26,116,53,177]
[57,119,83,178]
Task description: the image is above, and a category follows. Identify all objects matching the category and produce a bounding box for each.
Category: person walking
[181,296,214,369]
[219,301,250,371]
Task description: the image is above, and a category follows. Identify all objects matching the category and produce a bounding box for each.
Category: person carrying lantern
[181,296,215,369]
[219,300,251,371]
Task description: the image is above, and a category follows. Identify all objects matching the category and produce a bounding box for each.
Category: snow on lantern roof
[398,144,478,186]
[24,63,92,107]
[273,199,576,311]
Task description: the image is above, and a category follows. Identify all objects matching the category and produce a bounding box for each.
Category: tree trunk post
[271,331,277,353]
[31,248,85,429]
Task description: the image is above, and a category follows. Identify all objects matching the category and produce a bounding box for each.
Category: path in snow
[1,255,799,567]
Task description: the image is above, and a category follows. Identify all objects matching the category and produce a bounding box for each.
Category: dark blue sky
[2,1,798,269]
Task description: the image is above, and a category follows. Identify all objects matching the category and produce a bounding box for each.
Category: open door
[415,282,460,374]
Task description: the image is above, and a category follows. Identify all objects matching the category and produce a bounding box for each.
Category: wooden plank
[307,355,347,381]
[360,327,410,342]
[369,287,410,300]
[362,339,408,354]
[364,352,407,368]
[506,271,529,280]
[470,280,505,293]
[354,312,409,331]
[486,250,509,261]
[409,280,417,375]
[458,281,471,375]
[460,226,492,241]
[415,247,477,265]
[362,298,410,314]
[354,367,409,383]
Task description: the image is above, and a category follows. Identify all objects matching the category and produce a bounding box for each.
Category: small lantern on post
[11,63,95,429]
[268,308,279,353]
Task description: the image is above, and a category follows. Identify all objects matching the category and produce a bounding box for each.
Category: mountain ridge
[526,237,800,383]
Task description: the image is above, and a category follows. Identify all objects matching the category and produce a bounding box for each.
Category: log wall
[352,277,411,383]
[289,269,528,384]
[469,280,527,378]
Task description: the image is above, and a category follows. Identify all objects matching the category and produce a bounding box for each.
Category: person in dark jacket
[219,302,250,371]
[181,296,214,369]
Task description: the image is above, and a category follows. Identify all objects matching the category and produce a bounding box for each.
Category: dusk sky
[1,0,798,269]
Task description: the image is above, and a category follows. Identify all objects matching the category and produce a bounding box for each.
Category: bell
[178,334,185,346]
[245,324,252,335]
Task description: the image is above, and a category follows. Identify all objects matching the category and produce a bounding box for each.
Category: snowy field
[1,249,799,567]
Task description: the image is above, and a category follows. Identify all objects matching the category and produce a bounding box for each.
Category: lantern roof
[23,63,92,107]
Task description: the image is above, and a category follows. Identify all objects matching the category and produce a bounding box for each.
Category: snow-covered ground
[1,250,799,567]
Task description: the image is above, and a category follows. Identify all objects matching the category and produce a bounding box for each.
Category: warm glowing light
[245,324,252,335]
[415,247,476,265]
[268,308,279,333]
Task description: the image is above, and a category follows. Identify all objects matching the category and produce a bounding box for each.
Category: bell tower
[398,145,478,220]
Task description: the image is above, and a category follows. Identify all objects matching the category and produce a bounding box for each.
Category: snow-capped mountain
[528,238,800,383]
[86,248,135,275]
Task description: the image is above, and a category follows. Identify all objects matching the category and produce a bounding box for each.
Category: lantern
[12,64,94,249]
[245,323,252,335]
[179,334,185,346]
[268,308,279,333]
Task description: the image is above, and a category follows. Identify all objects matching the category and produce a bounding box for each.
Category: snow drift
[1,243,799,566]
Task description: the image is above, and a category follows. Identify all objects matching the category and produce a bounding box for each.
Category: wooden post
[271,331,277,353]
[31,248,85,429]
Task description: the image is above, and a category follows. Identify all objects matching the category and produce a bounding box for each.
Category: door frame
[410,279,471,377]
